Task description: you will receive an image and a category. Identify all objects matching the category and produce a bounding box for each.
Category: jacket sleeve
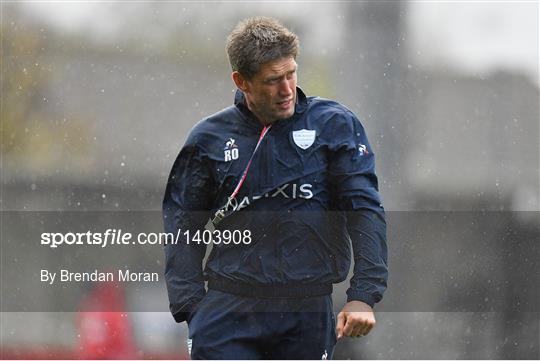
[162,141,215,323]
[328,111,388,308]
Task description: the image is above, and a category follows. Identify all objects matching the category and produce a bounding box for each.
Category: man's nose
[278,78,293,96]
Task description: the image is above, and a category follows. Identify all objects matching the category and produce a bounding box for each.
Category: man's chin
[262,108,295,124]
[277,108,295,120]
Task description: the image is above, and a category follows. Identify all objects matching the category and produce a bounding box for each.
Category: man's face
[237,57,297,124]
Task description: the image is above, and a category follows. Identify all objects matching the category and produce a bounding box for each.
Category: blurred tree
[1,5,90,166]
[1,18,46,154]
[301,58,336,100]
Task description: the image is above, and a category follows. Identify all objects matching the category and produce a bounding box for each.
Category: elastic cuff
[173,311,189,323]
[346,289,377,308]
[170,299,203,323]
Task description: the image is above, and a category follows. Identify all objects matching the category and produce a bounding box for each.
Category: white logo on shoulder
[224,138,239,162]
[292,129,316,150]
[358,144,368,156]
[322,349,328,360]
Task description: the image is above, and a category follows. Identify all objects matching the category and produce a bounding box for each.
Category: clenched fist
[335,300,376,339]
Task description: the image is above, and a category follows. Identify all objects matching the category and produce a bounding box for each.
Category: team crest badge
[292,129,316,150]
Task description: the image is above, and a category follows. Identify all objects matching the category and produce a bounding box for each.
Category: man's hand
[335,300,376,339]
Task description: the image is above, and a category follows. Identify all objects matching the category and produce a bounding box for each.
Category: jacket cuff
[170,299,202,324]
[346,289,377,308]
[172,311,189,323]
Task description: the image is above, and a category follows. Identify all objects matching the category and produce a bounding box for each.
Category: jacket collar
[233,87,308,126]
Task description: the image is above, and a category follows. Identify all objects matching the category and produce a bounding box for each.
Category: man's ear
[232,71,250,93]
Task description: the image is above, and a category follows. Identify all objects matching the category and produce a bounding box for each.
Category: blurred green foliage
[1,12,90,165]
[301,58,336,100]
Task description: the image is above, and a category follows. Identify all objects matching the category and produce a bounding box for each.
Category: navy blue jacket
[163,88,388,323]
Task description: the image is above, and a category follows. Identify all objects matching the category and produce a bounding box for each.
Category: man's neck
[244,99,273,126]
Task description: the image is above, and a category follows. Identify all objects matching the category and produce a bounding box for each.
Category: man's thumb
[336,312,346,340]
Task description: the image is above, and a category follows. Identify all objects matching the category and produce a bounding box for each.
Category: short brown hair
[226,17,299,79]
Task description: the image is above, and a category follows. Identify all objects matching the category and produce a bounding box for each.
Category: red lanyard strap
[212,125,272,226]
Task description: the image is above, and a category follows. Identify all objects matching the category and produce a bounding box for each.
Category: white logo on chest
[292,129,316,150]
[224,138,239,161]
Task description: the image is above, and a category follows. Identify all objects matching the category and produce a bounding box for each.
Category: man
[163,17,387,360]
